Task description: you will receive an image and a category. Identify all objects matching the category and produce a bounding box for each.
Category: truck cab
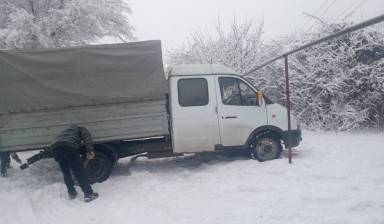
[168,64,301,161]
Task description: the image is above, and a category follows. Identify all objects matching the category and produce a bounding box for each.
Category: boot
[68,190,78,200]
[84,192,99,203]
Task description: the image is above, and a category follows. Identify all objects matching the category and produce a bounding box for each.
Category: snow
[1,133,384,223]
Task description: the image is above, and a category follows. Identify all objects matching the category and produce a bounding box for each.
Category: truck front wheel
[251,132,282,162]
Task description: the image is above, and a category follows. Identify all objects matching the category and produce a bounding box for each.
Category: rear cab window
[178,78,209,107]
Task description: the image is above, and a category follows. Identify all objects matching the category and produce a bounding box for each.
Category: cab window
[219,77,258,106]
[178,78,209,106]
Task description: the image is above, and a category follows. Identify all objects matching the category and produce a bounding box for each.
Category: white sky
[116,0,384,56]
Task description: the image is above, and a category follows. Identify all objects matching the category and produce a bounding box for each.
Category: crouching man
[50,124,99,202]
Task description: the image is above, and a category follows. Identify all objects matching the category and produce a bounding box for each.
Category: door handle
[223,116,237,119]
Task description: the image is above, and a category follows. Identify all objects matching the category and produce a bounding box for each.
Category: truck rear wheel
[85,151,114,184]
[251,132,282,162]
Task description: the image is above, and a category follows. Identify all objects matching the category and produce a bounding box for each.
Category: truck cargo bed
[0,99,168,152]
[0,40,168,153]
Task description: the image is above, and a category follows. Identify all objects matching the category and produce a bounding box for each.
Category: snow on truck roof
[169,64,240,76]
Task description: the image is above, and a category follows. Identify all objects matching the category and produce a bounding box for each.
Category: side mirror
[258,91,263,106]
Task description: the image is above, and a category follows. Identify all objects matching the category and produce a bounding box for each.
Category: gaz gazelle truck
[0,40,301,183]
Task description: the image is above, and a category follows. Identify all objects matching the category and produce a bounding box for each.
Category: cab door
[215,75,267,147]
[169,75,220,153]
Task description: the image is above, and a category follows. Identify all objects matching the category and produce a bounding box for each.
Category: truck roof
[168,64,240,76]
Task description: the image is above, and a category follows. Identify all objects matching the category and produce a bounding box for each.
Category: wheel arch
[245,125,283,149]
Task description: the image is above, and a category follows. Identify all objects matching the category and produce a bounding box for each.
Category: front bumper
[281,128,302,148]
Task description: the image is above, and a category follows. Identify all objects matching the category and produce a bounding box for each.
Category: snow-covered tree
[255,22,384,132]
[167,18,265,75]
[0,0,135,49]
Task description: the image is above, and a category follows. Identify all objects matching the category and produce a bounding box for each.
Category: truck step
[147,151,183,159]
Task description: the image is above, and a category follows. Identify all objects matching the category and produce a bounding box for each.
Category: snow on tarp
[0,40,167,115]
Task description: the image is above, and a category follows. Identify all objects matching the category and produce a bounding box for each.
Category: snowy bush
[260,22,384,132]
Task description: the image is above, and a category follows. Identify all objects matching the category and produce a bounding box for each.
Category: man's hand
[87,151,95,160]
[84,151,95,167]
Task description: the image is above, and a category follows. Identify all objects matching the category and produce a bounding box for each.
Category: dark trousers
[0,152,11,174]
[52,146,93,196]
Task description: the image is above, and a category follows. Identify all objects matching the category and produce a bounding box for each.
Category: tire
[85,151,114,184]
[250,132,282,162]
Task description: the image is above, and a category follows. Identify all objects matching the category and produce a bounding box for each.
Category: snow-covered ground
[1,133,384,224]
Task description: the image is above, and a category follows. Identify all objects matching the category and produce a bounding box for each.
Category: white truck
[0,40,301,183]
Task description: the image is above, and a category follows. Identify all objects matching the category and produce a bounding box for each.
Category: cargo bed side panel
[0,100,168,152]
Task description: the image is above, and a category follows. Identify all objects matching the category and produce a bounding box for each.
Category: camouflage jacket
[50,125,94,152]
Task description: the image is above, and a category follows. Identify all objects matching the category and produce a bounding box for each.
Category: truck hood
[266,103,299,131]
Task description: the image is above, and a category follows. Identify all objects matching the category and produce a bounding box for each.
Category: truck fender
[245,125,283,149]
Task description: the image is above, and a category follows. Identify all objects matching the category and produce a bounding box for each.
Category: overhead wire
[318,0,338,18]
[306,0,338,32]
[342,0,368,21]
[301,0,330,31]
[336,0,361,20]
